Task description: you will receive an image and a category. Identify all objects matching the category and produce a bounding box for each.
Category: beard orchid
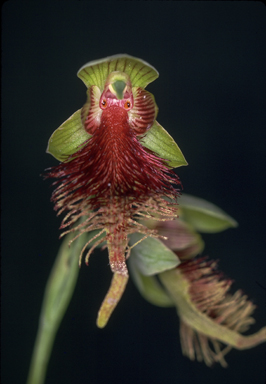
[129,194,266,367]
[40,56,266,374]
[45,54,187,328]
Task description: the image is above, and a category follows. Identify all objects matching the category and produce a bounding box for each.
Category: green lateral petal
[128,256,175,307]
[178,194,238,233]
[77,54,159,90]
[129,233,180,276]
[140,120,188,168]
[46,110,91,162]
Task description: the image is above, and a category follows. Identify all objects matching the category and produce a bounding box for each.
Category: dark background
[2,2,266,384]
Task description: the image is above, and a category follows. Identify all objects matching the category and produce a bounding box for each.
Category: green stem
[26,231,86,384]
[26,320,57,384]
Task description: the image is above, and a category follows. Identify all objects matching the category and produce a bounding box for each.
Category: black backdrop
[2,2,266,384]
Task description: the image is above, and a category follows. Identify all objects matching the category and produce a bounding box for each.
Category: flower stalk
[26,229,87,384]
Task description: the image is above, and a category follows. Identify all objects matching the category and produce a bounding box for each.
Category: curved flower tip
[159,258,266,367]
[45,54,184,326]
[97,272,129,328]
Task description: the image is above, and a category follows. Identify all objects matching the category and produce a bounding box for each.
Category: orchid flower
[27,56,265,384]
[129,194,266,367]
[45,54,187,327]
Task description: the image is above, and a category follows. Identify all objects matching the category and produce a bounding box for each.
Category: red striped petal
[81,85,102,135]
[128,87,158,134]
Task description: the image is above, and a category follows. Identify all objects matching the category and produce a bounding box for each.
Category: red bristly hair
[46,106,181,273]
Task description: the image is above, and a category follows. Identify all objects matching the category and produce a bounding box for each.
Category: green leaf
[129,233,180,276]
[140,121,188,168]
[178,194,238,233]
[128,256,175,307]
[46,109,91,162]
[77,54,159,90]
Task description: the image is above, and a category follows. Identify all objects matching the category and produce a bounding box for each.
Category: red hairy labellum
[48,105,180,268]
